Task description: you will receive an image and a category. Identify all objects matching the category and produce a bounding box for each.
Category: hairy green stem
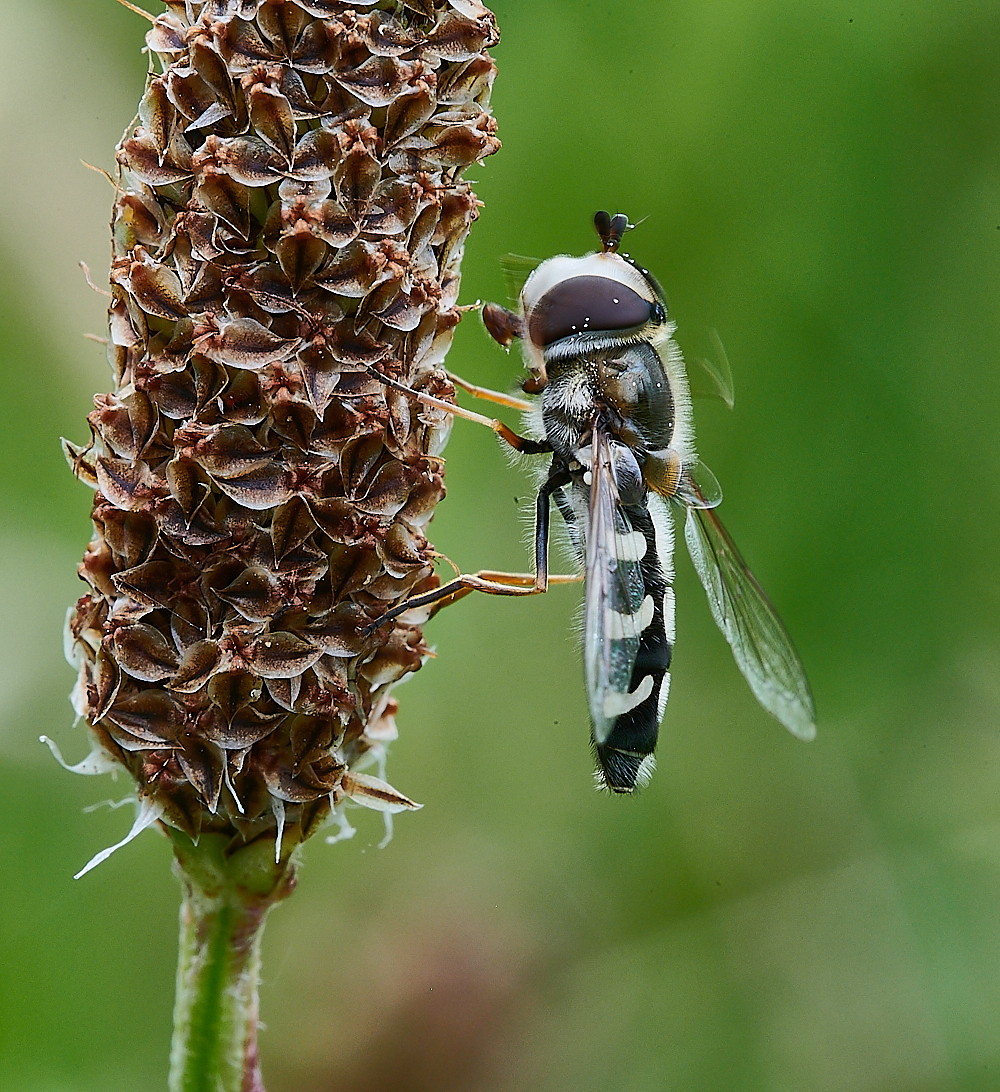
[167,831,296,1092]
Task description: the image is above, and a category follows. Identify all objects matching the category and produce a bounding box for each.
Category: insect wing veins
[683,503,817,741]
[584,428,648,745]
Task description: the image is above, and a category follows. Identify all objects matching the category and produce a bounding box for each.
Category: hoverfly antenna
[594,211,632,254]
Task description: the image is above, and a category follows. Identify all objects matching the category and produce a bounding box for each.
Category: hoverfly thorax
[591,344,675,451]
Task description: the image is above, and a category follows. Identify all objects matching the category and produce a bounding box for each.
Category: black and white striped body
[530,315,689,791]
[476,212,817,792]
[597,499,674,790]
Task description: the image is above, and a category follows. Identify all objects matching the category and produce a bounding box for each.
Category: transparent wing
[687,329,735,408]
[683,502,816,740]
[675,460,723,509]
[499,253,542,303]
[584,428,647,745]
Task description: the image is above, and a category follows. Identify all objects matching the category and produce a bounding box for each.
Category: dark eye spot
[529,276,653,346]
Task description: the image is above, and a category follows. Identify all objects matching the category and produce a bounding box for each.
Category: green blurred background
[3,0,1000,1089]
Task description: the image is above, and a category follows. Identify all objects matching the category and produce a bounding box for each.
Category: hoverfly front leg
[362,464,576,636]
[446,371,533,412]
[365,366,549,454]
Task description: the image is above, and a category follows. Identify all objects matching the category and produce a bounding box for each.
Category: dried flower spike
[63,0,500,866]
[56,3,500,1087]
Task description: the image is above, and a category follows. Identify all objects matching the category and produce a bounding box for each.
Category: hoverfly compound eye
[527,276,654,347]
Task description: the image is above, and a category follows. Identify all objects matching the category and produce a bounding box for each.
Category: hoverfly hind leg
[361,567,583,636]
[362,463,575,636]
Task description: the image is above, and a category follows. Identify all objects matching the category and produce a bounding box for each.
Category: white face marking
[615,530,647,562]
[663,587,676,643]
[656,671,671,721]
[606,595,655,639]
[602,673,654,719]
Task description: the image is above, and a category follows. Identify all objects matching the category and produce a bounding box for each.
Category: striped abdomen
[595,502,675,792]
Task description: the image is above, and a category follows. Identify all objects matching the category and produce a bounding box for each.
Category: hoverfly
[369,211,816,792]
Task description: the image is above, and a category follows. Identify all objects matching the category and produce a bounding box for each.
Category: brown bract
[64,0,499,852]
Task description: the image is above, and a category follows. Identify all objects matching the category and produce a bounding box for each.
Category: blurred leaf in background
[3,1,1000,1090]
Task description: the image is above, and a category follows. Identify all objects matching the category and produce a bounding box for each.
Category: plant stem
[167,830,296,1092]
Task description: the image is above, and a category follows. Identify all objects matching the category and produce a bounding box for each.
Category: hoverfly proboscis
[366,211,816,793]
